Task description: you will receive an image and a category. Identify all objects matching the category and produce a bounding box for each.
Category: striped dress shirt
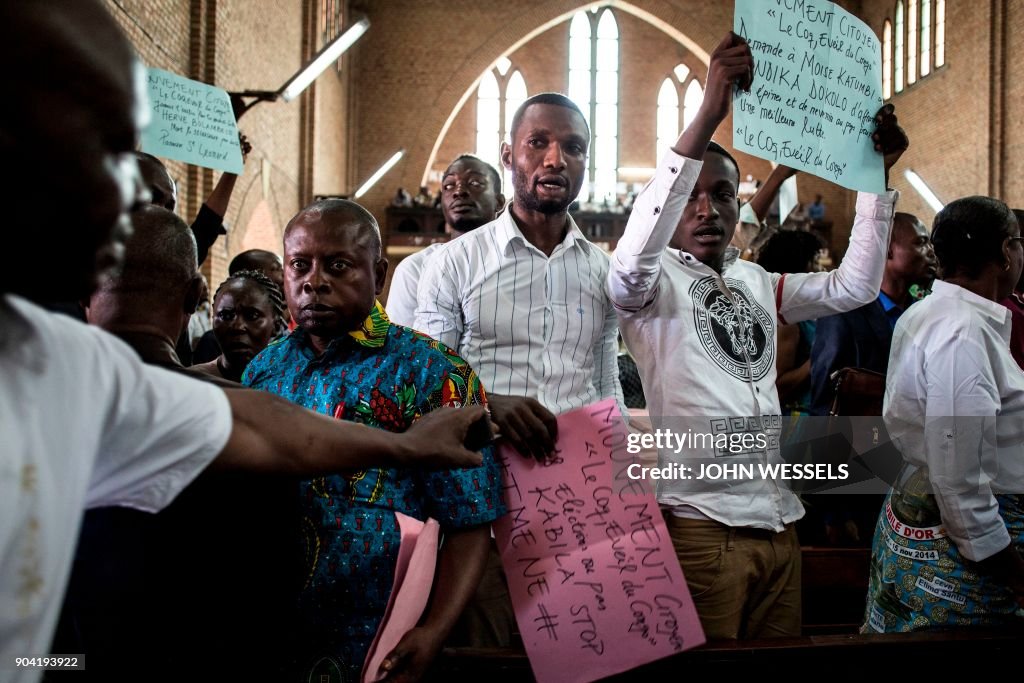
[415,208,624,415]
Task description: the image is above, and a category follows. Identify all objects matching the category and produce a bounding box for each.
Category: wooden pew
[438,629,1022,681]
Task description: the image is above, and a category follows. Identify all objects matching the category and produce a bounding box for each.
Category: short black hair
[229,249,281,276]
[285,198,382,259]
[932,196,1016,279]
[705,140,741,184]
[106,205,197,294]
[508,92,590,141]
[447,154,502,193]
[756,229,823,274]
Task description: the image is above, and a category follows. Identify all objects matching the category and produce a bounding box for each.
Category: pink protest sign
[494,399,705,683]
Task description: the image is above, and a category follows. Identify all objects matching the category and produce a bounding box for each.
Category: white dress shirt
[386,242,444,329]
[415,208,624,415]
[0,295,232,682]
[608,149,897,530]
[884,279,1024,561]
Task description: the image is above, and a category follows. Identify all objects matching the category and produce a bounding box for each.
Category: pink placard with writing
[494,399,705,683]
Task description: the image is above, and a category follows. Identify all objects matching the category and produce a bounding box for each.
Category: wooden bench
[437,629,1022,681]
[801,545,870,634]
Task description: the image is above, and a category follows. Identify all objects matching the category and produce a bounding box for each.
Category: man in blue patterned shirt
[244,199,505,682]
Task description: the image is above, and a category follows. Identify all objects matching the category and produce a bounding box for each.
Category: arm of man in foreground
[218,388,487,472]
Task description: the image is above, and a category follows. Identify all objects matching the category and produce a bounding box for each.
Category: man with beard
[415,94,624,648]
[387,154,504,328]
[607,32,907,640]
[417,94,625,462]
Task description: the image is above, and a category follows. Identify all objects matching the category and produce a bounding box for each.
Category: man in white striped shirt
[386,155,504,328]
[416,93,625,460]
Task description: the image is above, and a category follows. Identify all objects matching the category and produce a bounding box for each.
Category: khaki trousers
[663,513,801,640]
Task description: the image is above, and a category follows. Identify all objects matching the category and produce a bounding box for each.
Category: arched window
[593,10,619,204]
[503,71,527,192]
[882,20,892,99]
[921,0,931,77]
[895,1,905,93]
[656,79,678,158]
[475,71,501,173]
[935,0,945,67]
[683,80,704,131]
[475,62,529,192]
[907,0,917,85]
[568,8,619,205]
[654,64,704,159]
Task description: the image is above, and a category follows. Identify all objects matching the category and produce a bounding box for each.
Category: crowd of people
[2,2,1023,682]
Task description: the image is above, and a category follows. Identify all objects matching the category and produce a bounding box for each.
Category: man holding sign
[607,32,907,639]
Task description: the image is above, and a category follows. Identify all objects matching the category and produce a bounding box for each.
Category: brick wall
[856,0,1006,230]
[106,0,352,289]
[107,0,1021,282]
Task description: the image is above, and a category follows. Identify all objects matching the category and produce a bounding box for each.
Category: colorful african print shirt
[243,301,505,679]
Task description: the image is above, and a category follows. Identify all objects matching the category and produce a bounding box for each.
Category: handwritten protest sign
[494,399,704,683]
[141,68,243,174]
[733,0,885,193]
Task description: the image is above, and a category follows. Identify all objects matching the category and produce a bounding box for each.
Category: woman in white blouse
[863,195,1024,632]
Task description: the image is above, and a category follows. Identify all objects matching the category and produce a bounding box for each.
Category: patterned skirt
[862,471,1024,632]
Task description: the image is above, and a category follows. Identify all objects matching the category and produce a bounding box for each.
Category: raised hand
[675,32,754,159]
[871,104,909,186]
[238,132,252,163]
[698,32,755,127]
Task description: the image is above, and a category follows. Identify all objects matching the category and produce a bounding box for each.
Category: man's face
[670,151,739,270]
[441,158,503,233]
[284,215,387,344]
[888,215,937,288]
[501,104,588,216]
[213,280,277,368]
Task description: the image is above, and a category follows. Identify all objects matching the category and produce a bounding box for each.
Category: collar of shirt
[673,245,742,274]
[930,280,1011,339]
[495,205,589,258]
[877,290,907,329]
[290,299,392,360]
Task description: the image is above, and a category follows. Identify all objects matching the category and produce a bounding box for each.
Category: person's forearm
[748,165,794,224]
[420,525,491,640]
[672,109,719,162]
[204,172,238,218]
[775,192,895,324]
[217,387,409,473]
[608,153,701,312]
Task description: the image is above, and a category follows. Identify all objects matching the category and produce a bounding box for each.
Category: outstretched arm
[217,388,488,472]
[608,32,753,312]
[192,134,252,264]
[747,164,797,225]
[772,106,908,324]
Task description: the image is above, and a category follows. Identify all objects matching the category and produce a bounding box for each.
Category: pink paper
[494,399,705,683]
[361,512,440,683]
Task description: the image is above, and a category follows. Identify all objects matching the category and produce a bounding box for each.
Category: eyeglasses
[1009,236,1024,244]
